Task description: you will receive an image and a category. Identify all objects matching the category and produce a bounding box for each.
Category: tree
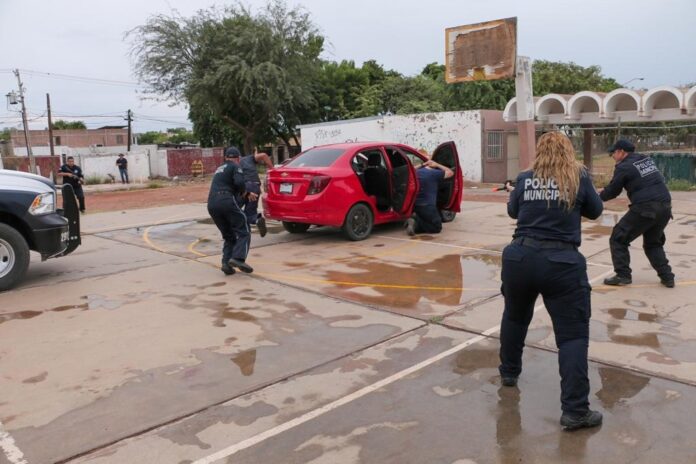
[137,131,168,145]
[532,60,620,95]
[52,120,87,130]
[0,128,10,141]
[129,0,324,153]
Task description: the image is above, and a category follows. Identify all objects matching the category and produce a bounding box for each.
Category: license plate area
[279,183,293,194]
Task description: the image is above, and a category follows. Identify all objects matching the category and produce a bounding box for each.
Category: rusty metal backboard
[445,17,517,83]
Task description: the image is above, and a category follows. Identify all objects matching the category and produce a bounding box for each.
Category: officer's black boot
[560,410,603,431]
[604,274,632,286]
[221,264,236,275]
[228,258,254,274]
[257,216,267,237]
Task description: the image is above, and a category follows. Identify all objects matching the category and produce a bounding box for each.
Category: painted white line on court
[0,422,28,464]
[192,268,615,464]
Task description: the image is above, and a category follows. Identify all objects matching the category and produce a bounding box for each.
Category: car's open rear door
[432,141,462,213]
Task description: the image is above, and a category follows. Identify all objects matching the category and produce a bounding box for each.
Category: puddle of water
[603,308,661,348]
[324,252,501,310]
[22,371,48,384]
[453,346,499,376]
[596,366,650,409]
[0,310,42,324]
[231,349,257,376]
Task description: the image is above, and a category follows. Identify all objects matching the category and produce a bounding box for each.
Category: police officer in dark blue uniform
[58,156,86,213]
[600,139,674,287]
[207,147,253,275]
[230,149,274,237]
[499,132,604,431]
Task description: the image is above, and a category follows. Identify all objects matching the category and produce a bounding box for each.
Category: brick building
[10,125,129,148]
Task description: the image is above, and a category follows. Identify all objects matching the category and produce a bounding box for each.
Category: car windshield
[284,148,345,168]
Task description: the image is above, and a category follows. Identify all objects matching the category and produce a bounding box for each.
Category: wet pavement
[1,199,695,464]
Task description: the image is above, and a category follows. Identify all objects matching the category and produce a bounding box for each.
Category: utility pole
[126,109,132,151]
[47,93,55,157]
[14,69,36,174]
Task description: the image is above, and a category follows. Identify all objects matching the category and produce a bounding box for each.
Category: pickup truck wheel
[0,224,30,292]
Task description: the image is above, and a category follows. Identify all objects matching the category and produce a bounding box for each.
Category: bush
[84,175,104,185]
[667,179,695,191]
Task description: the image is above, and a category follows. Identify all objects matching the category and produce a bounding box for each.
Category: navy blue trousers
[610,202,673,281]
[499,242,591,415]
[207,194,250,265]
[243,181,261,225]
[413,204,442,234]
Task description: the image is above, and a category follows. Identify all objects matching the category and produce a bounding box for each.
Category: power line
[16,69,142,88]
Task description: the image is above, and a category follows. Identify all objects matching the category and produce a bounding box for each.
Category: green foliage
[0,128,10,141]
[84,175,104,185]
[138,128,199,145]
[138,131,168,145]
[667,179,695,191]
[532,60,620,95]
[52,120,87,130]
[129,0,324,152]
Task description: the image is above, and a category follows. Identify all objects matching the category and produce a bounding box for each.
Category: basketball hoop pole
[515,56,536,170]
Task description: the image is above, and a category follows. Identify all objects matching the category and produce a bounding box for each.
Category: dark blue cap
[224,146,241,158]
[608,139,635,154]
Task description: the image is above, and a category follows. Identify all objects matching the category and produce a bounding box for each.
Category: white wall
[78,152,151,182]
[150,149,170,178]
[300,111,484,181]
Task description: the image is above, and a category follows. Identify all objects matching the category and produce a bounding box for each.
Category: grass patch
[429,315,444,324]
[84,175,104,185]
[148,181,165,189]
[667,179,695,191]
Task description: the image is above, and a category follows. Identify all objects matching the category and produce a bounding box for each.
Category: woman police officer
[498,131,604,431]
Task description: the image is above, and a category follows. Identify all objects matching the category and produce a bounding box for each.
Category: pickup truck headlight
[29,192,56,215]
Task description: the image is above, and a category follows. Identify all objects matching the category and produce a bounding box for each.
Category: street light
[621,77,644,88]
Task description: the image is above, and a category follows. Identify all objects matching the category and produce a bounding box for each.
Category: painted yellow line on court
[142,226,169,253]
[594,279,696,290]
[255,271,490,291]
[187,238,208,257]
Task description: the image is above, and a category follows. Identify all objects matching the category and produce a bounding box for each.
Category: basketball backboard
[445,17,517,83]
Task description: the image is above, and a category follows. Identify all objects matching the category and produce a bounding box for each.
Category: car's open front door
[431,141,462,213]
[59,184,81,256]
[385,147,418,216]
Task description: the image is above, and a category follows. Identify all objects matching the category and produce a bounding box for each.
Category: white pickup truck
[0,169,80,291]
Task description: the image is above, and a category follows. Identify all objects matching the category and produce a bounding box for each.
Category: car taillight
[306,175,331,195]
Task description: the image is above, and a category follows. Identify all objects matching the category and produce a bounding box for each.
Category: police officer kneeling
[599,139,675,288]
[499,132,604,431]
[207,147,253,275]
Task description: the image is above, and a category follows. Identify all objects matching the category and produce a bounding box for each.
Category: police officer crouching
[499,132,604,431]
[599,139,675,287]
[207,147,253,275]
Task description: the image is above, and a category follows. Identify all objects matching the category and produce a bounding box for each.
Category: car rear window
[285,148,345,168]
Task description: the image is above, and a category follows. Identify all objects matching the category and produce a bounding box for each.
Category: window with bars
[487,131,504,160]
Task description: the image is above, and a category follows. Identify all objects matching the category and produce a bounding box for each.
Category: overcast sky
[1,0,694,133]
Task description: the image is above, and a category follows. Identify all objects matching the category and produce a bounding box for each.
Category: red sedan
[262,141,462,240]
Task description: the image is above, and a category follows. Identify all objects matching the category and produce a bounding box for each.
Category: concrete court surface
[0,194,695,464]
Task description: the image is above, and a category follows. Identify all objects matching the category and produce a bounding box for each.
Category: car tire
[440,210,457,223]
[282,221,311,234]
[343,203,373,241]
[0,224,30,292]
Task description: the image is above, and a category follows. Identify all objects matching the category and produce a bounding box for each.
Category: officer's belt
[513,237,576,250]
